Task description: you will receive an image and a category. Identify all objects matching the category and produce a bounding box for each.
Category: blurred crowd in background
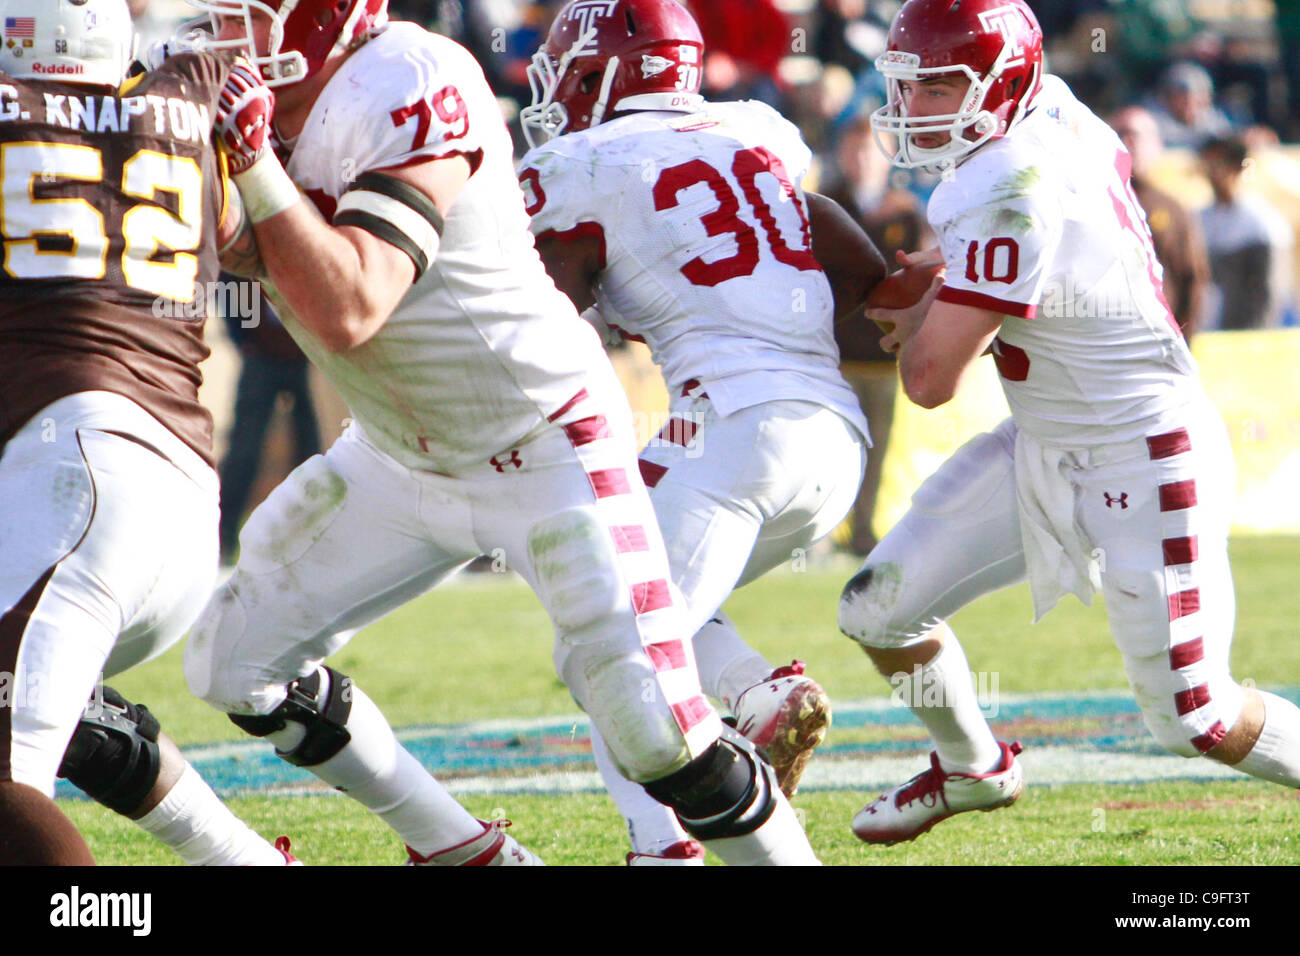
[407,0,1299,329]
[127,0,1300,557]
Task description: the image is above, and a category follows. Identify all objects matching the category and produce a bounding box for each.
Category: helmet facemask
[872,39,1040,173]
[185,0,307,86]
[522,25,621,149]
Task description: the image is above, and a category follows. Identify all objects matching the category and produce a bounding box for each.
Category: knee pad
[1133,683,1245,759]
[839,563,910,648]
[527,508,624,640]
[570,652,692,781]
[1122,648,1246,759]
[1137,708,1208,759]
[228,667,353,767]
[57,686,161,816]
[643,728,778,841]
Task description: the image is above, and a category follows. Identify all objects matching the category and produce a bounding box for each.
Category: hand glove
[216,58,276,176]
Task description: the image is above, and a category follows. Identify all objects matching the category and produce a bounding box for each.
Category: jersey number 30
[2,141,202,302]
[652,146,820,287]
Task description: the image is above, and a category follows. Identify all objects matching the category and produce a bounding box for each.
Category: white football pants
[184,382,722,782]
[0,392,218,795]
[839,399,1245,758]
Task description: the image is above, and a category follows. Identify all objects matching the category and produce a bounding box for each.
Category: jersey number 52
[2,141,201,303]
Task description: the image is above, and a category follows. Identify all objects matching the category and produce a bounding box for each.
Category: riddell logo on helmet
[32,63,86,75]
[641,54,673,78]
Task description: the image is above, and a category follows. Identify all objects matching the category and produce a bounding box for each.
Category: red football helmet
[187,0,388,86]
[871,0,1043,171]
[522,0,705,148]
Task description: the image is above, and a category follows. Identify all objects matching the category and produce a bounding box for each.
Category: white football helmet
[0,0,136,88]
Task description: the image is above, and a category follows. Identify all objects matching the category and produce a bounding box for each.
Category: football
[864,262,945,311]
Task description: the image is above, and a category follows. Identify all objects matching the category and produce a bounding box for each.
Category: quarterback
[180,0,818,864]
[518,0,885,863]
[0,0,289,864]
[841,0,1300,843]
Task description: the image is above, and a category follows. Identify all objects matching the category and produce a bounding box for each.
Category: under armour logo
[491,450,523,472]
[1104,492,1129,509]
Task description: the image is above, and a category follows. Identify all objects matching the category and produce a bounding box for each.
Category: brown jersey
[0,52,234,467]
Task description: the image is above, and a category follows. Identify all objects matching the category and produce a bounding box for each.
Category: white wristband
[232,152,300,224]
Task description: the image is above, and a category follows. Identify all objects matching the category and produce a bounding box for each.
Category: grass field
[67,536,1300,867]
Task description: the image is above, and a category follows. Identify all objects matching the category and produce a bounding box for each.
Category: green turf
[65,779,1300,866]
[80,535,1300,865]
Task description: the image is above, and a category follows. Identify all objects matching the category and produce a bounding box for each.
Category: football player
[841,0,1300,844]
[517,0,887,863]
[179,0,820,864]
[0,0,290,864]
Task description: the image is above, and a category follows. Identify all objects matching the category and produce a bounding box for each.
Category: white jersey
[930,75,1201,447]
[517,101,869,443]
[279,23,607,473]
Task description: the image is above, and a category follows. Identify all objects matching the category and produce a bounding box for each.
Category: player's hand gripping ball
[865,253,946,310]
[216,59,276,175]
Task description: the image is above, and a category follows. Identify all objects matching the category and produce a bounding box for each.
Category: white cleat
[626,840,706,866]
[405,819,546,866]
[852,741,1024,845]
[733,660,831,797]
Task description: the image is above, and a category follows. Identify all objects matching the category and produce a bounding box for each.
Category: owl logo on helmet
[0,0,135,87]
[871,0,1043,172]
[521,0,704,149]
[185,0,388,87]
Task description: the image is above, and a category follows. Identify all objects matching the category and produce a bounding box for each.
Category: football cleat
[626,840,705,866]
[732,661,831,797]
[405,819,545,866]
[274,836,303,865]
[851,740,1024,845]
